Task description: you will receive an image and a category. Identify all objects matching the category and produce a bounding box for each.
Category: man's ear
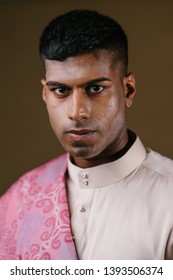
[41,79,46,102]
[123,73,136,108]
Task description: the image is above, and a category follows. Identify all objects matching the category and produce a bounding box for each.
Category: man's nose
[67,90,91,121]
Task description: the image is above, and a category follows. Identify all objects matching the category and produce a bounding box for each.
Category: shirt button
[80,206,86,213]
[83,181,88,186]
[82,173,88,179]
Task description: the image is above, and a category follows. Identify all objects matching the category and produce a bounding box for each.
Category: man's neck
[70,130,136,169]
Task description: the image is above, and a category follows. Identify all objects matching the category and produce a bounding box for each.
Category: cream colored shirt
[66,135,173,259]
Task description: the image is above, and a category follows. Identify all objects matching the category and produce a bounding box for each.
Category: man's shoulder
[1,153,68,199]
[143,149,173,178]
[18,153,68,182]
[22,153,68,179]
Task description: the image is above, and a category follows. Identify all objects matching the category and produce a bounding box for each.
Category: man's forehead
[44,50,121,78]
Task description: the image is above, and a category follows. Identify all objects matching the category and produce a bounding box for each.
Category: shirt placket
[71,171,94,255]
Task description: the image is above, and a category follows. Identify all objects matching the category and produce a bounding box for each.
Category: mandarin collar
[67,135,147,189]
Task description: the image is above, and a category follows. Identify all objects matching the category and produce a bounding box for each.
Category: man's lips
[67,129,94,135]
[65,129,95,140]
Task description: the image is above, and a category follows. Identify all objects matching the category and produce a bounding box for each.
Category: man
[0,9,173,260]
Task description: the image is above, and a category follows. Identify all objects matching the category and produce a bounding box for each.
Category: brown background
[1,0,173,196]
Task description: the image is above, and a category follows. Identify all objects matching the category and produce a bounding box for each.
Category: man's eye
[86,85,104,94]
[51,87,70,95]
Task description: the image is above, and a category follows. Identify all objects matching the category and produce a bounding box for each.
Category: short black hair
[39,9,128,73]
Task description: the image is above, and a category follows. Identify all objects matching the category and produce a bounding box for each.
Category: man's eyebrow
[46,77,112,87]
[46,81,67,87]
[82,77,112,87]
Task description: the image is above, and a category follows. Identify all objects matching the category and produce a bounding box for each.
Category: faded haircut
[39,9,128,74]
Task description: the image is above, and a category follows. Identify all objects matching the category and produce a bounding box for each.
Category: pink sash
[0,154,78,259]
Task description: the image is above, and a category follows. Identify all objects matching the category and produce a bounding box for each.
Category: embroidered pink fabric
[0,154,78,260]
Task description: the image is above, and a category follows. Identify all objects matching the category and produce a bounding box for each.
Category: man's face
[42,52,135,168]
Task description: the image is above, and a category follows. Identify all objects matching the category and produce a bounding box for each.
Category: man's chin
[69,149,91,159]
[63,141,88,155]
